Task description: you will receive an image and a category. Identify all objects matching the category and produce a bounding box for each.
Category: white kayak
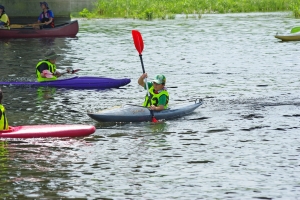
[275,32,300,41]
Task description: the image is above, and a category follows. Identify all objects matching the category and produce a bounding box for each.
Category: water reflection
[0,141,9,196]
[95,120,169,134]
[36,87,57,101]
[146,121,168,133]
[0,141,8,167]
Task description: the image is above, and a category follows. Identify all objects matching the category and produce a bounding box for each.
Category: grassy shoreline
[78,0,300,19]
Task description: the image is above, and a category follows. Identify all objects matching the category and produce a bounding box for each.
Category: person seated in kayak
[0,5,10,29]
[36,51,62,82]
[138,73,169,111]
[37,2,54,28]
[0,88,9,131]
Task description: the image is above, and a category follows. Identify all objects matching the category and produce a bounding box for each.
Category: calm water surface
[1,12,300,199]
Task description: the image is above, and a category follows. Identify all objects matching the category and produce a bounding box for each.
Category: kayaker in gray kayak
[138,73,169,111]
[36,51,62,82]
[0,88,9,130]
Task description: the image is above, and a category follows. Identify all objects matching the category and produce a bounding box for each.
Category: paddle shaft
[42,69,80,77]
[60,69,80,75]
[139,54,152,106]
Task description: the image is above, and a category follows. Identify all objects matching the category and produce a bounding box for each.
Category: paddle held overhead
[132,30,158,123]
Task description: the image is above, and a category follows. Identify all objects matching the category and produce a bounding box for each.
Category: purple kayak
[0,76,131,89]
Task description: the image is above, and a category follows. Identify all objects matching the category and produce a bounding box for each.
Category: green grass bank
[78,0,300,19]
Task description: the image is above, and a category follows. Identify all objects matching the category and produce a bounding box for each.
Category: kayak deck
[0,124,96,138]
[0,76,131,89]
[88,99,203,122]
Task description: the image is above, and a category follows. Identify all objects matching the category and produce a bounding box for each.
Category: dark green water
[0,12,300,199]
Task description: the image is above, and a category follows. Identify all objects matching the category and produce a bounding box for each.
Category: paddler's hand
[149,105,156,110]
[150,105,164,111]
[55,71,61,77]
[138,73,148,87]
[141,73,148,79]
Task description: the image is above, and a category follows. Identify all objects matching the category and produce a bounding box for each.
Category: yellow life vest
[143,86,169,109]
[0,13,8,24]
[0,104,8,130]
[36,60,57,82]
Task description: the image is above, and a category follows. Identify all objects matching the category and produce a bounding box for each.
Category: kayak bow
[275,32,300,41]
[0,124,96,138]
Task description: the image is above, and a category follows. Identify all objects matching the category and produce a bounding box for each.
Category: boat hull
[0,124,95,138]
[0,76,131,89]
[88,100,203,122]
[0,20,79,38]
[275,32,300,41]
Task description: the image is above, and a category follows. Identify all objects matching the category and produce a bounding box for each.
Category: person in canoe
[0,88,9,131]
[0,5,10,29]
[138,74,169,111]
[37,1,54,28]
[36,51,62,82]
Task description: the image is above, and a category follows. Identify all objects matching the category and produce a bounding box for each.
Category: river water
[1,12,300,199]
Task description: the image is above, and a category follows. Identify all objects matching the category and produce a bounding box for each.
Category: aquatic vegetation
[295,10,300,18]
[0,141,8,166]
[78,0,300,19]
[291,3,300,18]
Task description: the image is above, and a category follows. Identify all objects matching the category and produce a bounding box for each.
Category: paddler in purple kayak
[138,73,169,111]
[0,88,9,131]
[36,51,62,82]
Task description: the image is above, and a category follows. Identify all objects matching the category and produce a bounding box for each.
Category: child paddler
[36,51,62,82]
[138,73,169,111]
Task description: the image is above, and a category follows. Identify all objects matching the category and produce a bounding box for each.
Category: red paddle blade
[132,30,144,55]
[152,117,158,123]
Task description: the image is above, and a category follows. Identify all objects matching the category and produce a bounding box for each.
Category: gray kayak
[87,99,203,122]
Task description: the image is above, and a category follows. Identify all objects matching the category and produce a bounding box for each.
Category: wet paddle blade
[72,69,81,74]
[152,116,158,123]
[65,67,80,74]
[291,27,300,33]
[132,30,144,55]
[10,24,26,29]
[27,23,46,26]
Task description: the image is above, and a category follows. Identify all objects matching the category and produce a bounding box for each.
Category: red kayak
[0,20,79,39]
[0,124,96,138]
